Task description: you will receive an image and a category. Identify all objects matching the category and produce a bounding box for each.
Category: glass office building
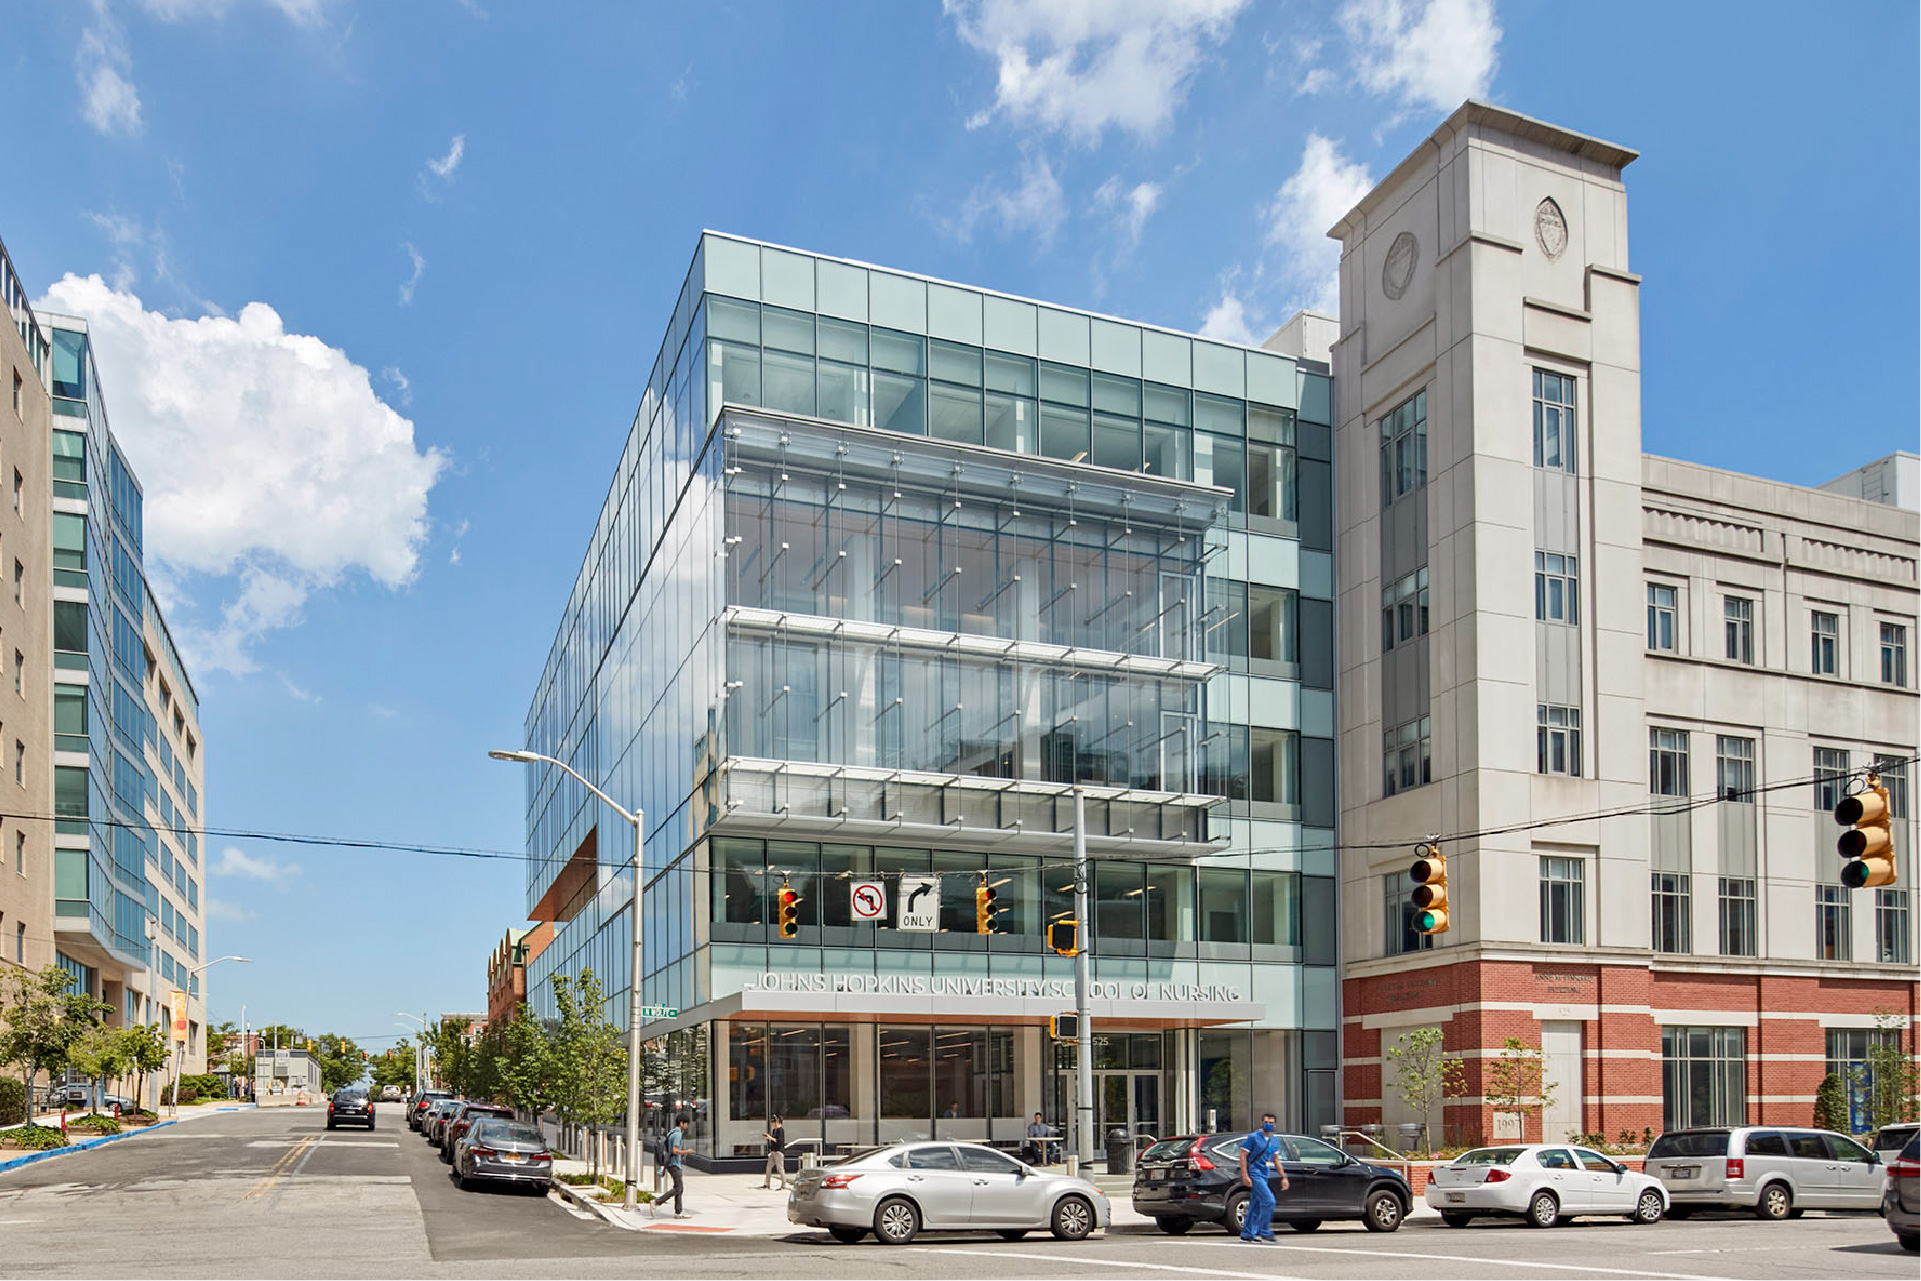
[517,234,1336,1164]
[44,315,211,1065]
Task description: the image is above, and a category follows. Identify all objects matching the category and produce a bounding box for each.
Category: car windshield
[1874,1125,1917,1149]
[1648,1131,1729,1158]
[1902,1136,1918,1162]
[1453,1148,1523,1166]
[475,1122,542,1146]
[1141,1138,1196,1163]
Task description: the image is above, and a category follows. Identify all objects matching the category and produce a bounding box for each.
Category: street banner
[169,989,188,1043]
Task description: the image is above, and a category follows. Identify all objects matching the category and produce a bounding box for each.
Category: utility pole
[1072,787,1094,1167]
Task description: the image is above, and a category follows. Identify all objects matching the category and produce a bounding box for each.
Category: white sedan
[1426,1145,1668,1228]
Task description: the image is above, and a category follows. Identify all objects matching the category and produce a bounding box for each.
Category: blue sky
[0,0,1913,1041]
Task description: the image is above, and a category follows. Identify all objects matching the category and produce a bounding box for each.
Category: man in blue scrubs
[1237,1112,1289,1242]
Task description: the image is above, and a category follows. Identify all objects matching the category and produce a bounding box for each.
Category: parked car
[440,1103,515,1164]
[1426,1145,1667,1228]
[326,1088,375,1131]
[1133,1132,1410,1234]
[427,1098,466,1148]
[787,1141,1109,1245]
[408,1090,452,1132]
[1872,1123,1920,1164]
[452,1119,555,1192]
[49,1084,136,1112]
[1644,1127,1886,1219]
[380,1085,405,1103]
[1883,1134,1917,1253]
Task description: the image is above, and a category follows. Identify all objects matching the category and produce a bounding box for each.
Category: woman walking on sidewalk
[762,1115,787,1190]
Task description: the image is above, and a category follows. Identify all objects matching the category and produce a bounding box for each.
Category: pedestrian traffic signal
[975,876,997,934]
[1047,918,1079,956]
[1049,1013,1079,1041]
[777,879,800,938]
[1836,776,1897,888]
[1409,841,1449,935]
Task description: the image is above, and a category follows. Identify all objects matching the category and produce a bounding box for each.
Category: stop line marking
[1178,1237,1717,1280]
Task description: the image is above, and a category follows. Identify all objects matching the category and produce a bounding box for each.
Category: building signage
[742,971,1246,1003]
[849,881,887,921]
[896,876,940,931]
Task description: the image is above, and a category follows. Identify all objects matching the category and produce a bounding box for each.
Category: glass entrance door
[1095,1070,1162,1142]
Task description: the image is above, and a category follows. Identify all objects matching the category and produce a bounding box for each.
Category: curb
[0,1119,178,1175]
[549,1177,641,1229]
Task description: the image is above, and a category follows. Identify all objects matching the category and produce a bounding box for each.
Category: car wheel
[1525,1190,1560,1228]
[997,1230,1028,1241]
[1664,1206,1692,1220]
[1051,1194,1094,1241]
[1364,1190,1405,1233]
[1897,1232,1917,1253]
[828,1226,867,1244]
[1631,1189,1664,1224]
[1287,1219,1322,1233]
[874,1197,920,1245]
[1754,1183,1791,1221]
[1225,1191,1250,1234]
[1785,1207,1804,1220]
[1441,1212,1474,1228]
[1155,1218,1193,1235]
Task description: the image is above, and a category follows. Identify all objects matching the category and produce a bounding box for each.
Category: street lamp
[396,1012,429,1093]
[167,956,251,1116]
[490,746,647,1212]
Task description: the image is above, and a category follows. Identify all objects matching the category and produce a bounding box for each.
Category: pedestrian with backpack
[1237,1112,1289,1242]
[659,1112,691,1218]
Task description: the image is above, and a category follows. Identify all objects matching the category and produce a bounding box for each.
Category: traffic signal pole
[1072,787,1094,1168]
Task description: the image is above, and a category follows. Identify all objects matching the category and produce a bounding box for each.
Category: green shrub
[1813,1073,1849,1133]
[0,1078,24,1127]
[4,1124,69,1150]
[181,1074,225,1099]
[68,1113,121,1135]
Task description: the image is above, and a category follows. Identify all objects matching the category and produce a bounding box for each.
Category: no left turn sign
[850,881,888,922]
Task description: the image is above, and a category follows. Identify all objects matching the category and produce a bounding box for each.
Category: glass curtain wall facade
[45,318,208,1058]
[517,234,1337,1163]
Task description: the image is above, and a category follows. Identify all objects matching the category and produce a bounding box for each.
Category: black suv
[326,1088,375,1130]
[408,1090,452,1132]
[1133,1132,1410,1234]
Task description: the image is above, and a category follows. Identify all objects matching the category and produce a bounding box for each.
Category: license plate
[501,1153,524,1163]
[1445,1192,1466,1204]
[1671,1166,1696,1179]
[1149,1168,1164,1181]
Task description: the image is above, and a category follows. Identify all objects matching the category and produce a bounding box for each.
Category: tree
[119,1024,169,1111]
[1383,1026,1465,1157]
[1484,1037,1559,1142]
[65,1025,127,1110]
[369,1045,416,1096]
[0,965,108,1106]
[427,1018,477,1097]
[313,1035,366,1094]
[1813,1072,1849,1133]
[252,1024,303,1052]
[498,1009,556,1118]
[550,970,628,1177]
[1865,1008,1918,1129]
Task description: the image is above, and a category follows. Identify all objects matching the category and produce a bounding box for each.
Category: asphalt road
[0,1104,1912,1280]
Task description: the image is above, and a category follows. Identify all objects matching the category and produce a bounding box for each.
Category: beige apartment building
[1326,102,1918,1147]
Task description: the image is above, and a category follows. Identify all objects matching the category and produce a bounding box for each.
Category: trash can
[1396,1122,1424,1154]
[1106,1128,1132,1175]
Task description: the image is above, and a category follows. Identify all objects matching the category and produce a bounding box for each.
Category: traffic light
[975,875,997,934]
[1836,776,1897,889]
[1047,918,1079,956]
[777,878,800,938]
[1049,1013,1079,1041]
[1408,841,1449,935]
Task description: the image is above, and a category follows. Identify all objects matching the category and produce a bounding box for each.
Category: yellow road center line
[243,1135,318,1201]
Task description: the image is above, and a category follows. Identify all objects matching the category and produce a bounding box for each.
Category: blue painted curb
[0,1119,178,1174]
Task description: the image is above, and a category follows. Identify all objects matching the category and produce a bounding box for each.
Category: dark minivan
[1133,1132,1410,1234]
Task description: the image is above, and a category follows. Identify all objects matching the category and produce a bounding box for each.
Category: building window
[1874,755,1909,822]
[10,370,19,418]
[1882,622,1909,687]
[13,740,22,786]
[1539,855,1585,945]
[1718,878,1757,956]
[1662,1027,1745,1131]
[1531,369,1576,471]
[13,830,21,876]
[1810,610,1839,675]
[1723,596,1754,664]
[1715,736,1755,801]
[1813,747,1850,812]
[1536,704,1582,776]
[1382,716,1431,797]
[1876,889,1911,965]
[1651,872,1691,954]
[11,560,19,606]
[1383,872,1433,956]
[1534,552,1579,624]
[1815,884,1851,962]
[12,921,20,964]
[1649,728,1689,797]
[1380,568,1429,651]
[11,650,19,697]
[1378,388,1427,506]
[1647,583,1677,651]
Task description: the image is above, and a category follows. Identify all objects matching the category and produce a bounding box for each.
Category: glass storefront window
[1144,865,1193,946]
[933,1028,987,1135]
[1198,869,1247,944]
[1095,860,1144,947]
[879,1027,933,1139]
[713,837,768,928]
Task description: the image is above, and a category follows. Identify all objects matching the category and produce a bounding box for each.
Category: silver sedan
[788,1141,1109,1245]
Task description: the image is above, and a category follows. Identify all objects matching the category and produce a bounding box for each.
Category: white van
[1645,1127,1886,1218]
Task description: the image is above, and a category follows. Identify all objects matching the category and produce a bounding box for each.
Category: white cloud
[204,897,258,923]
[1198,291,1259,346]
[1093,177,1163,251]
[1291,37,1335,95]
[946,0,1247,144]
[137,0,328,25]
[418,134,466,199]
[949,153,1068,246]
[1263,132,1373,314]
[34,274,446,672]
[381,365,412,405]
[212,846,302,887]
[77,1,143,138]
[398,242,425,305]
[1340,0,1500,114]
